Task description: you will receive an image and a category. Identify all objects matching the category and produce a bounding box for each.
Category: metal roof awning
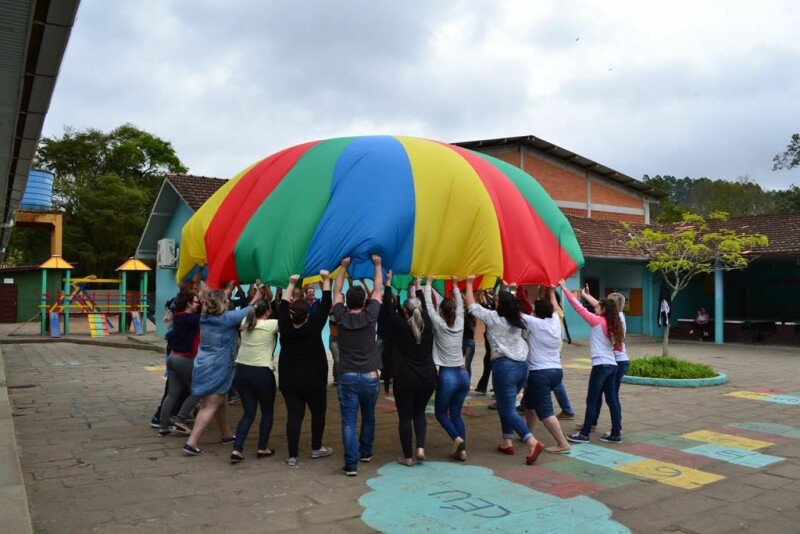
[0,0,81,258]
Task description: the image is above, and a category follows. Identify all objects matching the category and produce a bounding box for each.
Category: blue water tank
[21,169,55,211]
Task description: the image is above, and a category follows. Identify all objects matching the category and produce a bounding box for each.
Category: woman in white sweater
[424,276,469,461]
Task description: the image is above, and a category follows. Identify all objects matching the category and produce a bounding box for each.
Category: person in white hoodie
[424,276,469,461]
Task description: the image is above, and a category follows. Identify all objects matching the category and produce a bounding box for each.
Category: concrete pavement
[1,334,800,532]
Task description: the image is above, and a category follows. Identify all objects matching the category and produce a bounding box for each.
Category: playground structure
[39,255,152,337]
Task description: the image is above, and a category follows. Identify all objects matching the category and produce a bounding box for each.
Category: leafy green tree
[621,212,768,357]
[8,124,187,274]
[773,133,800,170]
[770,185,800,213]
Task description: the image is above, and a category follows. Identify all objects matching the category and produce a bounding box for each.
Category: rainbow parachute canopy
[177,136,584,287]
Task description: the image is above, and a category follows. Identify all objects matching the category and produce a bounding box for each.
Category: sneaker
[157,428,172,437]
[359,453,374,463]
[228,395,241,405]
[171,423,191,436]
[600,433,622,444]
[286,458,298,467]
[342,465,358,476]
[311,446,333,459]
[149,416,160,428]
[182,443,203,456]
[221,435,236,445]
[567,432,590,444]
[556,410,575,420]
[474,389,487,396]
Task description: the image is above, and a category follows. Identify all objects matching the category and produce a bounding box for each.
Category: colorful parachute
[177,135,584,288]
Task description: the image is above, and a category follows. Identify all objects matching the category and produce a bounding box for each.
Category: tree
[8,124,188,274]
[621,212,768,357]
[773,133,800,170]
[770,185,800,213]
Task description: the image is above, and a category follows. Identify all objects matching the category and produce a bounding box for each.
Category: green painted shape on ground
[360,461,629,533]
[730,422,800,439]
[547,460,640,489]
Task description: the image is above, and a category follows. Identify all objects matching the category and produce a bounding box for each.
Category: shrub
[628,356,717,379]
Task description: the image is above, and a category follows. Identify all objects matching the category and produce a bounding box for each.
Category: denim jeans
[337,372,380,469]
[592,360,629,427]
[522,368,563,419]
[435,366,470,441]
[329,338,339,381]
[491,357,532,441]
[462,339,476,379]
[581,364,621,436]
[553,381,574,415]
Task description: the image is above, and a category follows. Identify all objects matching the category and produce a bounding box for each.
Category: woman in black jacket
[383,273,435,466]
[278,271,333,467]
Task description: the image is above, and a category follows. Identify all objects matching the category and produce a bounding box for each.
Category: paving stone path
[3,338,800,532]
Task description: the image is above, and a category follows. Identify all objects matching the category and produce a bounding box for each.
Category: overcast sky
[42,0,800,190]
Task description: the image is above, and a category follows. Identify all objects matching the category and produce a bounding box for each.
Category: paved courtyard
[2,335,800,533]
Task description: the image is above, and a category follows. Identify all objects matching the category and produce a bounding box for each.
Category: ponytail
[404,297,425,344]
[243,299,269,331]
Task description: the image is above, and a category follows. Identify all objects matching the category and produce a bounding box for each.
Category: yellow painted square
[573,358,592,363]
[682,430,773,451]
[145,365,166,371]
[726,391,773,400]
[564,364,592,370]
[616,459,724,489]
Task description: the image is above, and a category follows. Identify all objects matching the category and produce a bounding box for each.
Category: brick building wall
[480,145,649,223]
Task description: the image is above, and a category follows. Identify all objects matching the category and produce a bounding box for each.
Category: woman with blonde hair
[383,273,435,466]
[183,286,259,456]
[229,298,279,462]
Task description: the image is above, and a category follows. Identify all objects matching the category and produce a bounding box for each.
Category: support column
[64,270,71,336]
[714,264,724,344]
[40,270,47,336]
[141,272,149,333]
[120,272,127,333]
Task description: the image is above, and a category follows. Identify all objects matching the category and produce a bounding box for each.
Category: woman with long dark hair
[278,271,333,467]
[465,276,544,465]
[424,276,469,461]
[560,280,625,444]
[383,273,435,466]
[229,297,278,462]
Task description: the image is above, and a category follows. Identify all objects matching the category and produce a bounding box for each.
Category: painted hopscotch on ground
[500,422,796,497]
[726,390,800,406]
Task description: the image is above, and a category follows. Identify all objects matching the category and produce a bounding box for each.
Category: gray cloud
[43,0,800,190]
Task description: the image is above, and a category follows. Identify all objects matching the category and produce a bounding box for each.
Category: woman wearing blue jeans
[560,282,625,444]
[424,276,469,461]
[465,276,544,465]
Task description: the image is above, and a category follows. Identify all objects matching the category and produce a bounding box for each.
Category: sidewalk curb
[0,346,34,534]
[0,336,164,354]
[622,372,729,388]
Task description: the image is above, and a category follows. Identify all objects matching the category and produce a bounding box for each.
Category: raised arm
[559,280,603,328]
[548,287,563,317]
[581,283,599,309]
[423,276,444,328]
[452,276,464,323]
[465,274,476,306]
[370,255,383,302]
[311,270,332,331]
[334,257,350,306]
[283,274,299,303]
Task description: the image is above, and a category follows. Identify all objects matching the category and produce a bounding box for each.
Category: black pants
[232,364,276,453]
[281,385,327,458]
[394,383,434,459]
[476,339,492,393]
